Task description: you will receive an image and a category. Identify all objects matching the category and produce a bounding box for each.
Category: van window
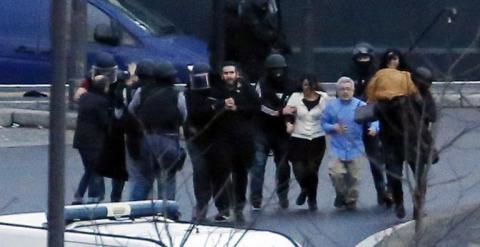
[107,0,179,36]
[87,3,136,46]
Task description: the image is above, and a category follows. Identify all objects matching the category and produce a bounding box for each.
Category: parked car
[0,200,300,246]
[0,0,208,84]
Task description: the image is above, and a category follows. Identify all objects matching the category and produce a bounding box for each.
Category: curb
[0,93,479,130]
[355,221,413,247]
[0,108,77,130]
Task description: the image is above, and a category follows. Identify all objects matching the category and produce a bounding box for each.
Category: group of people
[71,41,438,224]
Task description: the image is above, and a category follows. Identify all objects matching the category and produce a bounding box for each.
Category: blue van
[0,0,208,84]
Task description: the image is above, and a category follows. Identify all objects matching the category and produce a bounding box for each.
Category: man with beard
[346,42,393,206]
[209,61,260,222]
[249,53,292,210]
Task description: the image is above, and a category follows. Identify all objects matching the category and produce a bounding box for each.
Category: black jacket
[137,85,182,134]
[73,91,111,150]
[210,79,261,143]
[184,88,216,145]
[255,76,293,137]
[346,59,378,100]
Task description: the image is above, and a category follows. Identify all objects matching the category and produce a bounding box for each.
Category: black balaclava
[266,67,287,91]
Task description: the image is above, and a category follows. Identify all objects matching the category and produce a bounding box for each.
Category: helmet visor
[190,73,210,90]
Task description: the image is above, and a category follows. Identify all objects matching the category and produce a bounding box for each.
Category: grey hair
[336,76,355,89]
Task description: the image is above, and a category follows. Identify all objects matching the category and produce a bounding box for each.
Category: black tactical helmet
[91,52,117,82]
[94,52,117,69]
[192,63,211,75]
[352,42,374,57]
[265,53,287,68]
[191,63,211,90]
[415,66,433,82]
[155,60,177,79]
[135,59,156,78]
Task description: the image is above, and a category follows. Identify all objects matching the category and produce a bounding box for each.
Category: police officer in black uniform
[249,53,292,210]
[347,43,393,206]
[128,60,187,201]
[184,63,231,222]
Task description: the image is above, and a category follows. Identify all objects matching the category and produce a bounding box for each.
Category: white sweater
[286,91,330,140]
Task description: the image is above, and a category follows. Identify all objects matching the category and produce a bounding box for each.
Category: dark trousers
[363,133,387,194]
[75,148,105,202]
[383,141,426,206]
[290,137,326,202]
[378,96,426,206]
[249,131,290,204]
[213,138,254,212]
[110,179,125,202]
[188,142,230,213]
[130,133,180,201]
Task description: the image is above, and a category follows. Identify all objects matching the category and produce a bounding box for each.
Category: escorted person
[73,52,127,203]
[367,49,420,218]
[283,74,330,211]
[249,53,293,210]
[209,61,260,222]
[322,77,379,210]
[72,75,111,204]
[347,42,392,206]
[128,60,187,201]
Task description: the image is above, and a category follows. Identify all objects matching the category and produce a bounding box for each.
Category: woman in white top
[283,74,330,211]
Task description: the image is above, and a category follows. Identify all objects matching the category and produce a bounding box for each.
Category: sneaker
[395,204,406,219]
[279,198,289,209]
[296,191,307,206]
[214,212,230,222]
[334,195,346,208]
[251,202,262,211]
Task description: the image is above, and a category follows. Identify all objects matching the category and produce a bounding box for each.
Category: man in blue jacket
[321,76,379,210]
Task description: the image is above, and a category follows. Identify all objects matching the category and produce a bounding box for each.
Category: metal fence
[134,0,480,81]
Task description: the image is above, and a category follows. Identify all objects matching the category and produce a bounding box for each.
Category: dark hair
[295,74,325,92]
[379,49,410,71]
[221,61,245,79]
[222,61,239,70]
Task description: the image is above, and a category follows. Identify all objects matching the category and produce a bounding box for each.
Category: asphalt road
[1,108,480,246]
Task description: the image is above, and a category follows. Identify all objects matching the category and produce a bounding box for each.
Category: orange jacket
[366,68,419,102]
